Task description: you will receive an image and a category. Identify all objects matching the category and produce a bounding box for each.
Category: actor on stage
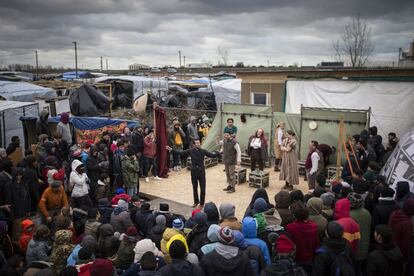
[217,131,242,194]
[279,130,299,191]
[247,128,268,172]
[274,122,285,171]
[167,139,219,208]
[223,118,237,137]
[305,140,324,190]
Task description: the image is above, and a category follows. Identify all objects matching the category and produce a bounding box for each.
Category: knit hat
[126,226,138,237]
[331,183,343,195]
[166,234,189,255]
[326,221,344,239]
[60,112,70,123]
[253,198,269,213]
[50,179,62,188]
[172,218,184,231]
[347,192,364,209]
[219,203,236,219]
[321,192,335,206]
[380,187,395,198]
[313,186,326,197]
[155,215,166,226]
[191,208,201,218]
[218,226,235,245]
[276,234,295,254]
[89,258,114,276]
[115,188,126,195]
[134,239,160,263]
[253,213,267,234]
[194,212,207,226]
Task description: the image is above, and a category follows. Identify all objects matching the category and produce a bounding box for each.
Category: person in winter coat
[200,224,221,256]
[143,130,162,182]
[307,197,328,241]
[56,112,76,146]
[38,179,68,222]
[334,198,361,255]
[86,146,100,201]
[203,202,219,226]
[395,181,414,208]
[84,208,101,239]
[372,187,398,228]
[110,199,134,234]
[149,215,167,250]
[242,216,271,265]
[19,219,35,254]
[244,188,274,218]
[320,192,335,221]
[348,192,371,267]
[23,155,41,214]
[5,168,30,221]
[286,201,319,273]
[50,229,74,272]
[97,224,115,257]
[200,226,254,276]
[97,198,112,224]
[389,197,414,260]
[169,120,186,171]
[187,212,209,257]
[161,219,185,263]
[122,147,140,196]
[36,109,51,137]
[114,226,141,269]
[25,225,51,266]
[134,202,155,237]
[70,159,92,209]
[133,238,165,266]
[95,173,110,202]
[364,224,403,276]
[66,235,97,267]
[219,203,242,230]
[312,221,355,276]
[275,191,294,227]
[136,251,162,276]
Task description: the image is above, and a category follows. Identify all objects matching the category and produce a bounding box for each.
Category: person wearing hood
[95,173,110,202]
[286,201,319,273]
[84,208,101,240]
[110,199,134,234]
[250,198,270,239]
[320,192,335,221]
[23,155,41,215]
[200,224,221,256]
[187,212,209,257]
[242,217,271,266]
[122,147,140,197]
[50,229,75,272]
[114,226,141,269]
[86,146,100,200]
[36,109,51,137]
[67,234,97,267]
[159,235,204,276]
[395,181,414,208]
[57,112,76,146]
[389,197,414,260]
[219,203,241,230]
[136,251,162,276]
[203,202,219,226]
[70,159,92,209]
[312,221,355,276]
[26,225,51,266]
[200,226,253,276]
[364,224,403,276]
[97,198,113,224]
[19,219,35,254]
[348,192,371,269]
[335,198,361,255]
[275,191,294,227]
[97,223,115,256]
[160,218,185,263]
[244,188,274,218]
[187,116,199,146]
[149,215,167,250]
[134,202,154,237]
[5,136,20,156]
[307,197,328,241]
[373,187,398,228]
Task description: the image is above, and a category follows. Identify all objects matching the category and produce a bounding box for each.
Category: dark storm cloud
[0,0,412,69]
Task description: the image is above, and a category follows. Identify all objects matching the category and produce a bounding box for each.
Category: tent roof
[95,75,166,83]
[48,115,138,130]
[0,81,56,101]
[0,100,38,112]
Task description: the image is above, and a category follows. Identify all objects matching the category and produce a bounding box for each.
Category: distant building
[399,41,414,67]
[129,63,150,71]
[317,61,344,68]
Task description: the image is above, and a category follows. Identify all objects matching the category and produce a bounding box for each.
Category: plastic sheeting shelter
[0,81,56,102]
[285,80,414,138]
[62,71,94,80]
[48,116,139,131]
[0,101,39,148]
[381,128,414,192]
[211,79,241,107]
[69,84,110,116]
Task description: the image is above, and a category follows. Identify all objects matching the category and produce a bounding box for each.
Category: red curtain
[155,107,169,178]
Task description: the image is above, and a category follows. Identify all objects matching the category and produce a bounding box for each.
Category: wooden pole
[336,116,344,181]
[109,84,113,116]
[153,101,157,139]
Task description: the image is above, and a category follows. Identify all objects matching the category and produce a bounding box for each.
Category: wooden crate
[241,153,271,168]
[298,160,307,177]
[248,171,270,188]
[236,168,247,185]
[186,156,218,170]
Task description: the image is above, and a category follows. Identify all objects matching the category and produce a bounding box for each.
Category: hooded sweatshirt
[219,203,241,230]
[26,238,51,265]
[286,218,319,264]
[200,224,220,255]
[19,219,35,253]
[335,198,361,255]
[204,202,219,225]
[307,197,328,241]
[275,191,295,227]
[389,198,414,259]
[242,217,271,265]
[70,159,89,198]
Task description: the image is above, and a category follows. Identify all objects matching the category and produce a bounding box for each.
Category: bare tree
[217,46,230,66]
[332,15,374,68]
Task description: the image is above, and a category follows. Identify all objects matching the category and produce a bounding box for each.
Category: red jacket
[110,194,131,206]
[335,198,361,255]
[286,219,319,264]
[19,219,34,253]
[143,136,156,158]
[389,209,414,259]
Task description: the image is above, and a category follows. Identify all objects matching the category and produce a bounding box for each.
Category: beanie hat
[126,226,138,237]
[117,199,128,210]
[326,221,344,239]
[194,212,207,226]
[320,192,335,206]
[218,227,235,245]
[155,215,166,226]
[78,247,93,262]
[380,187,395,198]
[50,179,62,188]
[219,203,236,219]
[60,112,70,123]
[332,183,343,195]
[253,198,269,213]
[159,203,169,212]
[169,239,187,259]
[313,186,326,197]
[115,188,126,195]
[191,208,201,218]
[347,192,364,209]
[134,239,160,263]
[276,234,295,254]
[172,218,184,231]
[131,195,140,202]
[166,234,189,255]
[253,213,267,234]
[89,258,113,276]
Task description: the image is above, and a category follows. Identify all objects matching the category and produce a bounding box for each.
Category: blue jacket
[67,244,81,266]
[242,216,271,265]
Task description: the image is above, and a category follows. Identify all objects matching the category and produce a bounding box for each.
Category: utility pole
[72,41,78,78]
[178,50,182,68]
[100,56,103,71]
[183,56,186,67]
[106,59,108,71]
[267,59,269,67]
[34,50,39,79]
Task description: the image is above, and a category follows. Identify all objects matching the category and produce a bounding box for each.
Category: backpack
[316,246,355,276]
[261,258,307,276]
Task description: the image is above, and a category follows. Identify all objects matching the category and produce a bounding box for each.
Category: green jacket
[168,128,186,150]
[121,155,139,188]
[350,207,372,260]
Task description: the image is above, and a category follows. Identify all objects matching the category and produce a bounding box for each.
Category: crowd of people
[0,109,410,276]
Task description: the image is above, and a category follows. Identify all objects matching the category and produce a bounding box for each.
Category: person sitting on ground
[274,191,294,228]
[97,198,113,224]
[199,224,221,257]
[38,177,68,223]
[242,217,271,266]
[138,251,161,276]
[84,208,101,240]
[25,225,51,266]
[372,187,398,228]
[19,219,35,255]
[307,197,328,241]
[114,226,141,270]
[187,212,209,257]
[320,192,335,221]
[66,235,97,267]
[334,198,361,255]
[149,215,167,250]
[219,203,242,230]
[110,187,131,206]
[50,229,75,273]
[244,188,274,218]
[110,199,134,234]
[160,218,186,263]
[134,202,154,237]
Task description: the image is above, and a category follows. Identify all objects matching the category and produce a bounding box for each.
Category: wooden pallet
[248,171,270,188]
[236,168,247,185]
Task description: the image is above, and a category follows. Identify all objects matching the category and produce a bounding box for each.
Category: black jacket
[372,199,399,228]
[135,209,154,237]
[4,180,31,219]
[132,132,145,154]
[148,224,166,250]
[363,243,403,276]
[87,155,100,183]
[173,148,219,171]
[24,167,40,213]
[187,224,209,257]
[159,259,205,276]
[200,249,254,276]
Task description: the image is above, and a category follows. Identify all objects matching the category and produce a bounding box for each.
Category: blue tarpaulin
[48,116,139,130]
[62,71,93,80]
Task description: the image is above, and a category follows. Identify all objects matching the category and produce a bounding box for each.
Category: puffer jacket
[335,198,361,255]
[161,228,185,263]
[242,217,271,265]
[26,239,50,265]
[187,224,209,257]
[19,219,35,254]
[70,159,89,198]
[110,208,134,234]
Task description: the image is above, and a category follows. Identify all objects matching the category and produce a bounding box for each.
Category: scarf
[215,243,239,260]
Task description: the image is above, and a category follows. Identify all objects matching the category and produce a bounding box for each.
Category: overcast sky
[0,0,413,70]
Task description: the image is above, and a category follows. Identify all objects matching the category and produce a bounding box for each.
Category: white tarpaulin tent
[198,78,241,107]
[285,80,414,138]
[381,128,414,192]
[0,81,57,102]
[0,101,39,148]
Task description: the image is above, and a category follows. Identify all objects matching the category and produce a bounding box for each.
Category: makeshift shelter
[198,78,241,108]
[0,101,39,149]
[381,128,414,192]
[285,80,414,138]
[0,81,56,102]
[48,116,138,130]
[69,84,110,116]
[62,71,95,80]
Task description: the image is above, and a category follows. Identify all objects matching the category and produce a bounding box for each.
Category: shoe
[223,186,231,191]
[282,184,289,190]
[198,204,204,209]
[192,203,199,208]
[227,188,235,193]
[145,177,149,183]
[154,176,162,181]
